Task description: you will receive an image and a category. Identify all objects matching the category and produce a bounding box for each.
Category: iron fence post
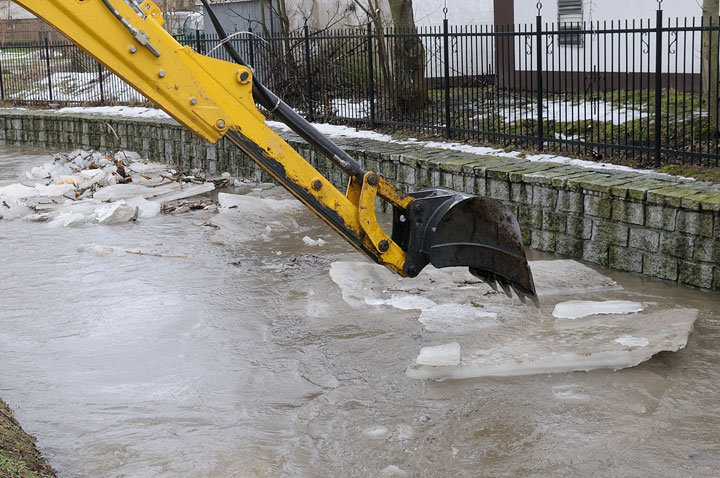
[443,18,452,138]
[98,62,105,105]
[195,27,202,54]
[304,24,313,120]
[367,23,375,127]
[248,26,255,67]
[0,48,4,100]
[536,15,544,151]
[654,8,663,168]
[44,37,53,102]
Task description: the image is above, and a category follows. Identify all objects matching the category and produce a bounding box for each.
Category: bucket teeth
[392,187,539,306]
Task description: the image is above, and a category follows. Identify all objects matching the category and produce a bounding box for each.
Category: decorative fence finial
[443,0,448,19]
[537,2,543,16]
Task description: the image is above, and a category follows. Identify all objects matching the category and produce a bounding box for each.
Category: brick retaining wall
[3,109,720,291]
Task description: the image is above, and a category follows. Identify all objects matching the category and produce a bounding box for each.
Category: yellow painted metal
[377,177,413,209]
[357,173,407,269]
[13,0,412,274]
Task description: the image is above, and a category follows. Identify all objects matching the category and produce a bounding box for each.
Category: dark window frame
[558,0,583,47]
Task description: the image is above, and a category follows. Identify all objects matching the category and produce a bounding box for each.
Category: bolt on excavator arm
[13,0,537,305]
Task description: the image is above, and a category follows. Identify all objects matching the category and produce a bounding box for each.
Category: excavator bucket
[392,187,538,306]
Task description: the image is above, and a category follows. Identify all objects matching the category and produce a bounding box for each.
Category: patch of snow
[21,106,691,178]
[331,99,371,120]
[55,105,171,120]
[497,99,649,125]
[19,72,145,103]
[553,300,644,320]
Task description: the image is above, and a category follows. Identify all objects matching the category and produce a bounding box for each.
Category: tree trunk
[387,0,427,113]
[702,0,719,134]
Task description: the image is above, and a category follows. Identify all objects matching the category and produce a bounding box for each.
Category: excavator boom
[12,0,537,304]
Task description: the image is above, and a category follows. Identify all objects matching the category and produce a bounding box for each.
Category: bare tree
[702,0,719,133]
[387,0,426,112]
[353,0,426,115]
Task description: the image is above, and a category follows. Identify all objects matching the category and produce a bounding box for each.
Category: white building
[513,0,703,26]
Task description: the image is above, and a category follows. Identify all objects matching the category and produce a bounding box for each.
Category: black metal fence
[2,7,720,168]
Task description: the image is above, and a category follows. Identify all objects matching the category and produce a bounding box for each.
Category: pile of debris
[0,150,240,226]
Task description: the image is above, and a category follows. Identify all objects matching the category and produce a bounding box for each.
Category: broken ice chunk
[94,201,137,224]
[379,465,409,477]
[552,300,644,319]
[125,196,161,219]
[93,183,152,202]
[49,212,86,228]
[415,342,461,366]
[302,236,326,246]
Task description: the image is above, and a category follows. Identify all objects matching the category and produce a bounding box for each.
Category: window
[558,0,583,46]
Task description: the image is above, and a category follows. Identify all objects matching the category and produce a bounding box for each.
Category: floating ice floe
[419,304,498,333]
[416,343,461,366]
[328,259,698,379]
[615,335,650,347]
[210,192,304,244]
[552,300,644,320]
[365,295,437,310]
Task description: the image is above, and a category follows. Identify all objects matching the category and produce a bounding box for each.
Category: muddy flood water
[1,145,720,477]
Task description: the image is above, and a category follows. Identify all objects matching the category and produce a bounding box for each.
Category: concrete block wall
[3,109,720,291]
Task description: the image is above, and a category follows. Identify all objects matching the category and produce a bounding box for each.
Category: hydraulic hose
[198,0,366,179]
[100,0,161,57]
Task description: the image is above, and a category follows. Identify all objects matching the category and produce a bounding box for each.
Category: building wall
[412,0,494,27]
[514,0,701,25]
[513,0,707,74]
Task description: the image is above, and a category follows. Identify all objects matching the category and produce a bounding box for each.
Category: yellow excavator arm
[13,0,538,304]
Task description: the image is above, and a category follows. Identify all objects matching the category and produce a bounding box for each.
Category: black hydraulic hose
[101,0,137,35]
[199,0,365,178]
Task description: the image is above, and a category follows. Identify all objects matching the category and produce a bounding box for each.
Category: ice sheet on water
[407,308,697,380]
[365,295,437,310]
[77,244,125,257]
[328,260,697,379]
[615,335,650,347]
[416,343,461,366]
[329,259,618,309]
[419,305,498,333]
[553,300,644,319]
[210,192,304,244]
